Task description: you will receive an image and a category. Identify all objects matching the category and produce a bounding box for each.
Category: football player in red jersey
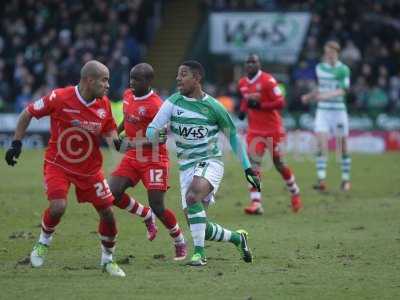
[237,54,302,214]
[109,63,187,260]
[5,61,125,276]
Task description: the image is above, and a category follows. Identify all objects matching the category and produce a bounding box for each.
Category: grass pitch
[0,150,399,300]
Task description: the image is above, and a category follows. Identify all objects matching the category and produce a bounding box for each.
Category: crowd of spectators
[1,0,400,116]
[200,0,278,11]
[291,0,400,113]
[202,0,400,114]
[0,0,164,112]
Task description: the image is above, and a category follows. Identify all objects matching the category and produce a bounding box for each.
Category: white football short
[179,159,224,209]
[314,109,349,137]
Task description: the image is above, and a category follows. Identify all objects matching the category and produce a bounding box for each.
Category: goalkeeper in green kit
[146,61,261,266]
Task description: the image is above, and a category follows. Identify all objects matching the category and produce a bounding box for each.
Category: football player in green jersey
[146,60,260,266]
[302,41,352,191]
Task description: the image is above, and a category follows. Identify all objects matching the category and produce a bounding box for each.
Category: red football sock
[98,218,117,249]
[159,209,184,243]
[280,166,300,195]
[280,166,292,181]
[41,207,61,234]
[116,193,152,220]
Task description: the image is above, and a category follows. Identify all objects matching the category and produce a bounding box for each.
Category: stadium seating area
[1,0,399,117]
[202,0,400,114]
[291,0,400,113]
[0,0,164,112]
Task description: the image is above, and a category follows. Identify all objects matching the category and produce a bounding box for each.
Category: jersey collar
[134,89,153,100]
[323,60,342,68]
[75,85,97,107]
[182,93,208,102]
[246,70,262,84]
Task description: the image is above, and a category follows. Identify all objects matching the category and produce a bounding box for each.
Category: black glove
[113,138,122,152]
[5,140,22,166]
[245,168,261,192]
[238,111,246,120]
[157,127,167,144]
[247,99,261,109]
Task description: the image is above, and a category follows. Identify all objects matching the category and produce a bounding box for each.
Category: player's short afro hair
[181,60,205,80]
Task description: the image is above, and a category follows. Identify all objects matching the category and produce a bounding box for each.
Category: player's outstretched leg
[31,200,65,267]
[236,230,253,263]
[148,190,187,260]
[244,168,264,215]
[273,157,302,213]
[97,207,125,277]
[205,222,253,263]
[114,193,158,241]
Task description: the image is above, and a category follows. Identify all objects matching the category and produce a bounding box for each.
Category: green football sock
[316,155,327,180]
[187,202,207,252]
[205,221,241,246]
[341,155,351,181]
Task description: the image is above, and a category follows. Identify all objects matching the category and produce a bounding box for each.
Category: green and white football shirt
[316,61,350,111]
[148,93,240,171]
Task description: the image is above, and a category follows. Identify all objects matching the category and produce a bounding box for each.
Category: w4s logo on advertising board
[210,12,311,64]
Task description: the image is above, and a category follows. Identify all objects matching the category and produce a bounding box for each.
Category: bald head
[129,63,154,96]
[80,60,109,80]
[245,53,261,78]
[246,54,260,63]
[79,60,110,100]
[130,63,154,82]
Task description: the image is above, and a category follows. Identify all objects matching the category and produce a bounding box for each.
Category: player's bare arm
[13,109,33,140]
[302,88,346,103]
[314,88,346,101]
[301,90,319,103]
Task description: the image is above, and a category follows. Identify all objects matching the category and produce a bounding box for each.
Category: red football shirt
[122,89,168,160]
[27,86,117,176]
[238,70,285,135]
